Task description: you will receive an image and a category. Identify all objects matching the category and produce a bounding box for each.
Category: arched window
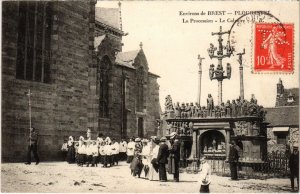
[16,1,52,83]
[136,67,144,112]
[98,56,111,118]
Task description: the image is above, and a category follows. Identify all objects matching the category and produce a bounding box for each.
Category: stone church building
[1,1,161,162]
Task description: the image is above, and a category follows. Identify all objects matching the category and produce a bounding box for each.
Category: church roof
[95,7,120,30]
[115,50,140,69]
[265,106,299,127]
[115,50,160,78]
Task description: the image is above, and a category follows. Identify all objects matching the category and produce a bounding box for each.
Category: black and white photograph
[1,0,299,193]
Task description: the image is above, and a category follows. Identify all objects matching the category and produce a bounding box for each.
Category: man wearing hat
[228,141,239,180]
[289,145,299,192]
[199,156,211,193]
[157,136,169,182]
[169,132,180,182]
[25,127,40,165]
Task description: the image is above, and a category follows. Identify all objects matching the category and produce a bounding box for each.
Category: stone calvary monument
[162,26,268,172]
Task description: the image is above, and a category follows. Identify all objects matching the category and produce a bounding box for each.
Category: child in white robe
[86,141,93,167]
[91,141,99,167]
[99,142,106,165]
[77,136,86,167]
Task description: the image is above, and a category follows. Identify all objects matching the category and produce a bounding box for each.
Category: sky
[97,1,299,109]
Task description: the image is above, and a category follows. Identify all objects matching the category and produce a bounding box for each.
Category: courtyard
[1,161,292,193]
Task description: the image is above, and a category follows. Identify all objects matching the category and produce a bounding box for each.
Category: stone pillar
[218,80,222,105]
[189,129,197,159]
[225,127,231,160]
[239,65,244,100]
[198,68,202,106]
[197,55,204,106]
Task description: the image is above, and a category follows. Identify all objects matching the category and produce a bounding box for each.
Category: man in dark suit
[289,145,299,192]
[228,141,239,180]
[157,136,169,182]
[25,127,40,165]
[169,132,180,182]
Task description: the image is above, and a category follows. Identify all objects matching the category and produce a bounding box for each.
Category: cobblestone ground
[1,162,292,193]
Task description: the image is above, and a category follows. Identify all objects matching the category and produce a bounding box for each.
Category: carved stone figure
[236,98,242,116]
[185,103,191,118]
[241,99,248,115]
[197,104,202,117]
[221,142,226,151]
[226,63,232,79]
[194,103,200,117]
[215,105,221,118]
[248,100,258,116]
[235,121,248,136]
[164,95,174,113]
[208,43,216,58]
[174,102,181,118]
[202,106,207,118]
[209,64,215,80]
[214,64,224,79]
[225,100,231,117]
[190,102,194,117]
[231,100,237,117]
[180,103,186,118]
[212,138,217,150]
[207,94,214,117]
[220,102,226,117]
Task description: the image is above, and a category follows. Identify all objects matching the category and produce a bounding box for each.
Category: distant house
[265,78,299,152]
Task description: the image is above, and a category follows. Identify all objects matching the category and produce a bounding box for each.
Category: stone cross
[237,49,245,100]
[139,42,143,49]
[197,55,205,106]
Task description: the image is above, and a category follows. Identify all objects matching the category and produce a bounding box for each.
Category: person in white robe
[99,141,106,165]
[119,139,128,161]
[149,136,160,181]
[141,139,151,178]
[127,138,135,163]
[91,141,99,167]
[104,137,112,167]
[111,139,120,165]
[86,141,93,167]
[77,136,86,167]
[199,157,211,193]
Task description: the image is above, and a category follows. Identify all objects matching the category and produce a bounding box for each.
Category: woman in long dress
[149,137,160,181]
[141,139,151,178]
[130,138,143,177]
[67,136,76,163]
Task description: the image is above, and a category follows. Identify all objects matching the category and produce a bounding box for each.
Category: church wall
[2,1,95,162]
[144,75,161,137]
[123,68,139,137]
[98,64,161,140]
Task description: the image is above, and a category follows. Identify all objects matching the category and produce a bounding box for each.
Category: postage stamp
[254,23,294,73]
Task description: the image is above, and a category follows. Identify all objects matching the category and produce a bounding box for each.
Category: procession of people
[55,128,184,184]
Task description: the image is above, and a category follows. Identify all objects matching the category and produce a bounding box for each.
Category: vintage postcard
[1,0,299,193]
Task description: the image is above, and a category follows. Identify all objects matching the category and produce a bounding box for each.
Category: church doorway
[199,130,226,156]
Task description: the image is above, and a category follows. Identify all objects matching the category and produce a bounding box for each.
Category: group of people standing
[62,132,128,168]
[126,132,181,182]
